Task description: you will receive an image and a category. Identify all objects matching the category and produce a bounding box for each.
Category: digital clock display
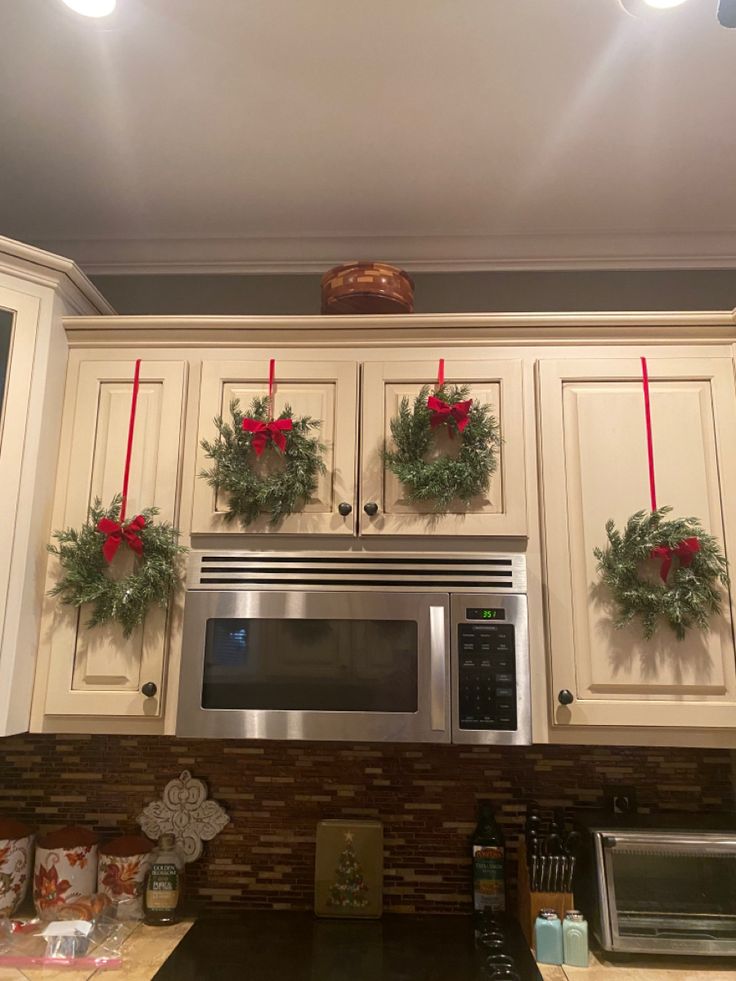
[466,607,506,621]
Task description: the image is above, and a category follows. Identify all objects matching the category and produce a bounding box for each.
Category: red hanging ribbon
[427,394,473,434]
[97,514,146,563]
[651,537,700,582]
[641,357,658,512]
[437,358,445,388]
[268,358,275,420]
[97,359,146,563]
[242,417,293,456]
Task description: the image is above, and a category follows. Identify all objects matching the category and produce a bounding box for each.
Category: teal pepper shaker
[563,910,589,967]
[535,908,563,965]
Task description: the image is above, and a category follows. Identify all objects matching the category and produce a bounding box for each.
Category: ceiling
[1,0,735,274]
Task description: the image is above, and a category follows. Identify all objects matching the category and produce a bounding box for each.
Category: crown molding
[29,231,736,276]
[0,235,115,313]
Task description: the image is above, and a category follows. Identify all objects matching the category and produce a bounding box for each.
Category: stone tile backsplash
[0,735,732,913]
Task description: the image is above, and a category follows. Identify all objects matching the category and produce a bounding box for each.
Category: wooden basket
[517,839,574,953]
[320,262,414,315]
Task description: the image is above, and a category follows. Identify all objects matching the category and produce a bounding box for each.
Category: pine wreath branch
[594,506,728,639]
[48,495,186,638]
[200,397,326,527]
[383,384,500,511]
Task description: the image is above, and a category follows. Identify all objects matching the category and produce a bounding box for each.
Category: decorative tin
[314,819,383,918]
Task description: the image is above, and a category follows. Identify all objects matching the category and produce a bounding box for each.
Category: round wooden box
[321,262,414,315]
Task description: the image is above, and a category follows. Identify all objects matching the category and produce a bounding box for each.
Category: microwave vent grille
[189,552,526,593]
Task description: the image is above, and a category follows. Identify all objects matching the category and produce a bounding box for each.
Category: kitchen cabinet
[192,356,526,538]
[361,359,526,536]
[537,356,736,730]
[40,357,187,720]
[192,359,358,535]
[0,237,111,736]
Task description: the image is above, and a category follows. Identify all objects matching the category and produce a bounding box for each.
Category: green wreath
[200,397,326,527]
[48,495,186,638]
[383,384,500,511]
[594,506,729,640]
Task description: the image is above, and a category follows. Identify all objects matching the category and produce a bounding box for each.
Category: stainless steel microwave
[176,551,530,744]
[574,813,736,956]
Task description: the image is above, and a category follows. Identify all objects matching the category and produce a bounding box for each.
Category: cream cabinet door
[0,286,40,734]
[192,360,358,535]
[360,360,526,536]
[538,357,736,729]
[44,360,187,718]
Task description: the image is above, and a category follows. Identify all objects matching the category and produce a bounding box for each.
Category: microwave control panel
[457,622,517,730]
[451,592,530,745]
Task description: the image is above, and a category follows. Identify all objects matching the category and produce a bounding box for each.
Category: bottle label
[473,845,505,911]
[146,862,179,911]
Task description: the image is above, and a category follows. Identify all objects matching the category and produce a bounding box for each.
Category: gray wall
[91,269,736,316]
[0,310,12,414]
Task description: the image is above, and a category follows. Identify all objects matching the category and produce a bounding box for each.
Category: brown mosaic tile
[0,735,732,914]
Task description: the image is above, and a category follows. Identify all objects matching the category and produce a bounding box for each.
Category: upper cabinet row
[192,358,527,537]
[32,335,736,744]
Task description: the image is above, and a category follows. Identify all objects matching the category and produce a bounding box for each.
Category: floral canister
[33,825,99,919]
[0,819,34,916]
[98,834,153,919]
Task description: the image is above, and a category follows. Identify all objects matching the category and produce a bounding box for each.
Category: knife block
[516,840,573,952]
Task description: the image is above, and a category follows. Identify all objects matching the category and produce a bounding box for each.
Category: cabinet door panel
[44,360,186,718]
[192,360,357,535]
[0,287,40,735]
[538,357,736,728]
[361,360,525,536]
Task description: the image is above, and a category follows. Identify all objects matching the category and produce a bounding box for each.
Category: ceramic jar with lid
[0,818,34,916]
[33,825,99,919]
[98,834,154,920]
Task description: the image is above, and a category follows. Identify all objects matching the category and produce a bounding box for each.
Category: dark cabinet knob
[558,689,574,706]
[141,682,158,698]
[337,502,352,516]
[363,502,379,516]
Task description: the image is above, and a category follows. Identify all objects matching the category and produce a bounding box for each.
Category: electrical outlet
[603,786,637,814]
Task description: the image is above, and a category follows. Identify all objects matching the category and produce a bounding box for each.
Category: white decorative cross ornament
[137,770,229,863]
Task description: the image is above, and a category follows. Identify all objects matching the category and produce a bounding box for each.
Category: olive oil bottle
[472,802,506,912]
[144,834,184,926]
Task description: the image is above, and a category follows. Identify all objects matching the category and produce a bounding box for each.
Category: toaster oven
[574,812,736,956]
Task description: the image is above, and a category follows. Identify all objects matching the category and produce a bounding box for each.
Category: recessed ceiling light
[60,0,116,16]
[642,0,689,7]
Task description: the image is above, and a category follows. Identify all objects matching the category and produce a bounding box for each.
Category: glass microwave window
[202,618,418,712]
[609,849,736,939]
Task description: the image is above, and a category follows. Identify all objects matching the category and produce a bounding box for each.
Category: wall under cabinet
[91,269,736,315]
[0,735,732,913]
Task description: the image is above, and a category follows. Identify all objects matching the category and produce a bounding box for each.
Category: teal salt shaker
[535,908,563,965]
[563,910,589,967]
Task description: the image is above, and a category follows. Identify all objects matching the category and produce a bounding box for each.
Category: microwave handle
[429,605,447,731]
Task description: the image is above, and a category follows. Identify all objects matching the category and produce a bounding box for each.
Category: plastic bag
[0,912,133,969]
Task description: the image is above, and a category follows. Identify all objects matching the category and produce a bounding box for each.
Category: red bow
[650,537,700,582]
[427,395,473,434]
[242,417,293,456]
[97,514,146,564]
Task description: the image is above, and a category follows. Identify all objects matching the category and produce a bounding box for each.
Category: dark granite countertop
[152,911,542,981]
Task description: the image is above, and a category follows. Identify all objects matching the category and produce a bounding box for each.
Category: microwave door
[600,831,736,955]
[176,591,450,743]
